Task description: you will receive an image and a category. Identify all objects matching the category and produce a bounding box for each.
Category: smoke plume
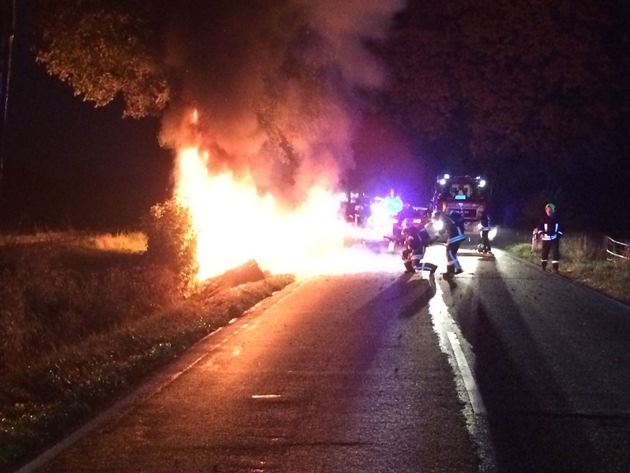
[159,0,406,204]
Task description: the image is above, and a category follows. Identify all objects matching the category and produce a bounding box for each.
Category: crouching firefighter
[401,219,438,275]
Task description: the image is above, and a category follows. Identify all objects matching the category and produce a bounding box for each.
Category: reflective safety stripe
[404,252,425,264]
[541,223,560,240]
[447,249,462,270]
[447,228,466,244]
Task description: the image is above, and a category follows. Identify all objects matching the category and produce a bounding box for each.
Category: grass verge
[0,232,294,473]
[496,228,630,306]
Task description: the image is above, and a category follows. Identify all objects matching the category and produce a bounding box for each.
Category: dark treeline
[381,0,630,236]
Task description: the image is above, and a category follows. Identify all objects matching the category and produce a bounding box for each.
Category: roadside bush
[144,198,199,294]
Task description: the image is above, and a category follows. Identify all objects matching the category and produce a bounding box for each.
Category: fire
[173,145,396,279]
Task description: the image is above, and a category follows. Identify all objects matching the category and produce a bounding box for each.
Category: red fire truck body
[430,174,490,233]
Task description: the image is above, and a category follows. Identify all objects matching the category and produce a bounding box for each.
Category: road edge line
[447,331,487,416]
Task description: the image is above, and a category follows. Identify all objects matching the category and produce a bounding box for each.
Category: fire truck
[429,174,490,232]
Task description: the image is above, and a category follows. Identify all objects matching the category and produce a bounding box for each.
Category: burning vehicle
[140,1,414,280]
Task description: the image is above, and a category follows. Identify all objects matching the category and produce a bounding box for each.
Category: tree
[385,0,630,189]
[33,0,170,118]
[1,0,16,187]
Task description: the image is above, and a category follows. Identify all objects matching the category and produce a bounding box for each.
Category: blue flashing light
[383,195,403,215]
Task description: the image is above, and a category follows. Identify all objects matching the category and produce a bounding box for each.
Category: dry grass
[0,230,147,252]
[88,231,148,252]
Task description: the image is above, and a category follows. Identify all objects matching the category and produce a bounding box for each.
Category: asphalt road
[450,246,630,473]
[16,244,630,473]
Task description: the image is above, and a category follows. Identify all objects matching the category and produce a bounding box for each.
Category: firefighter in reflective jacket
[478,210,492,254]
[433,210,466,278]
[536,203,563,272]
[401,219,438,275]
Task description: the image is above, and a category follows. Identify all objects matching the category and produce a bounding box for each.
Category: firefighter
[478,210,492,254]
[536,203,563,272]
[393,202,415,240]
[401,219,438,275]
[433,210,466,278]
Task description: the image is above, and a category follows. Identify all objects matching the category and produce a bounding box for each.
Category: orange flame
[174,146,395,279]
[172,109,402,279]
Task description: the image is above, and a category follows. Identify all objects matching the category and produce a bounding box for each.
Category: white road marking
[447,331,487,416]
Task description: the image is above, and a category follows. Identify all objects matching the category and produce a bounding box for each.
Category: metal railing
[606,236,629,260]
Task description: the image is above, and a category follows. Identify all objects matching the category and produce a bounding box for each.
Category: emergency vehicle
[429,174,490,233]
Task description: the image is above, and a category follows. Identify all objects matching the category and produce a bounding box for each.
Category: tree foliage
[33,0,170,118]
[385,0,630,190]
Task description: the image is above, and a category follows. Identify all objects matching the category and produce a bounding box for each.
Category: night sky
[1,4,172,230]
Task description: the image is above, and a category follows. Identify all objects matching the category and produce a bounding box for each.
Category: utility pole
[0,0,16,189]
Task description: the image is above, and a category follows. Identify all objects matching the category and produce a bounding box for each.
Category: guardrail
[606,236,629,260]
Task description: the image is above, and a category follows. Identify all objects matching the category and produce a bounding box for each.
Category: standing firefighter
[433,210,466,278]
[478,210,492,255]
[401,219,438,275]
[536,203,563,272]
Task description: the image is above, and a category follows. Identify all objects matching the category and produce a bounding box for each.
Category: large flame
[173,144,396,280]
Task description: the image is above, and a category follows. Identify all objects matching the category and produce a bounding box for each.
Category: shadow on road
[450,263,606,473]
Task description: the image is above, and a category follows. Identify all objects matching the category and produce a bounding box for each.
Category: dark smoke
[159,0,406,204]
